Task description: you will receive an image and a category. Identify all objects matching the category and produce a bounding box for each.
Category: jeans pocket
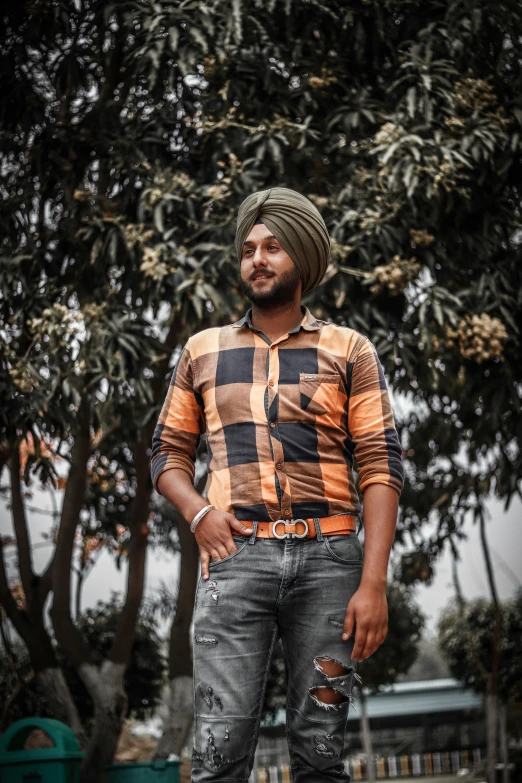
[323,532,363,565]
[208,535,250,568]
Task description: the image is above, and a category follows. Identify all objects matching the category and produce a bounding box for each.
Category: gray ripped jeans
[191,519,363,782]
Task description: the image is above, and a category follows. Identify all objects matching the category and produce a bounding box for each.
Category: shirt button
[268,380,274,387]
[284,508,292,517]
[276,462,283,470]
[270,422,276,429]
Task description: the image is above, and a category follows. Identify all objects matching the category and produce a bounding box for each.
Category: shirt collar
[233,306,322,332]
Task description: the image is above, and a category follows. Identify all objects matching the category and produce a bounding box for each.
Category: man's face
[239,222,301,308]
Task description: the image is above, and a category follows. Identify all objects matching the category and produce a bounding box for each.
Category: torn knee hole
[314,655,351,679]
[310,686,348,704]
[309,686,349,708]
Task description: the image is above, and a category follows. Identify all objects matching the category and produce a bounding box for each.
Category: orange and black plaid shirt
[150,307,404,522]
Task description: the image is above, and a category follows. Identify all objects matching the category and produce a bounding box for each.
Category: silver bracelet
[190,504,214,533]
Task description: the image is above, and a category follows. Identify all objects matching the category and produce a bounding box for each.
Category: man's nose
[252,248,268,266]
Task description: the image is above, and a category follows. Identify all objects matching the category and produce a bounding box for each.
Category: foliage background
[438,592,522,704]
[2,0,520,558]
[0,596,165,725]
[1,0,521,753]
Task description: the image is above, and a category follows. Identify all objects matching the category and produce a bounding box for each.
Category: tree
[133,0,521,757]
[0,597,166,731]
[438,595,522,701]
[447,507,513,783]
[0,638,53,732]
[63,595,166,725]
[150,486,201,761]
[0,2,218,776]
[355,584,424,782]
[2,0,521,777]
[438,593,522,783]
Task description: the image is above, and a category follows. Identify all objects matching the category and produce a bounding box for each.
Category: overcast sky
[1,481,520,637]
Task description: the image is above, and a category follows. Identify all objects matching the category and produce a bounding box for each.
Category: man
[150,187,404,782]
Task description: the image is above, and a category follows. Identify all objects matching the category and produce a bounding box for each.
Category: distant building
[346,678,484,756]
[255,678,484,770]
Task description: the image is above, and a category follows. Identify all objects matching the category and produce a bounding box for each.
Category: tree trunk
[38,668,87,747]
[50,404,150,781]
[75,567,84,620]
[0,480,85,745]
[78,661,128,783]
[499,701,509,783]
[153,676,194,760]
[153,505,200,760]
[359,688,374,783]
[479,512,501,783]
[486,680,498,783]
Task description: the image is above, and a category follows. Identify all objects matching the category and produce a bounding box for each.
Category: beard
[240,265,301,308]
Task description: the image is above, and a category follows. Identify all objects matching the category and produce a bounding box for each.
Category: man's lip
[251,273,274,281]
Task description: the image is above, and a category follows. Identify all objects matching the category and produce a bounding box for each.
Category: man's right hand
[194,510,252,580]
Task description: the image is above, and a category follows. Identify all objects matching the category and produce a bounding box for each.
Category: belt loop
[313,518,323,541]
[249,520,258,545]
[356,515,363,535]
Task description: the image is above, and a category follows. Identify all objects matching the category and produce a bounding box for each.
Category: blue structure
[349,678,482,721]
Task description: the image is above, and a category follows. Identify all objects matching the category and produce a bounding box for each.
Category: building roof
[348,678,483,721]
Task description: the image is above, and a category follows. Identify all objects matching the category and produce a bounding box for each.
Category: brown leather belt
[242,514,357,540]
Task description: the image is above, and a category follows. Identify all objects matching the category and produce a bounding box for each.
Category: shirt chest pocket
[299,372,342,416]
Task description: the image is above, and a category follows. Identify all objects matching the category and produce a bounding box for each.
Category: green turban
[235,187,330,293]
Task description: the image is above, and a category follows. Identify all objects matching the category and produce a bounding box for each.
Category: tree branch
[167,499,200,680]
[449,537,465,607]
[449,536,490,682]
[50,400,95,667]
[478,508,500,608]
[90,418,121,455]
[478,508,502,691]
[0,541,32,646]
[9,446,34,602]
[109,434,151,664]
[108,312,187,663]
[0,609,19,676]
[37,562,54,607]
[0,442,11,478]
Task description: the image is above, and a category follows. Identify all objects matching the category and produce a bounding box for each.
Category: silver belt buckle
[273,518,309,539]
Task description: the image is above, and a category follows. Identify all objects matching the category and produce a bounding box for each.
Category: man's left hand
[342,585,388,662]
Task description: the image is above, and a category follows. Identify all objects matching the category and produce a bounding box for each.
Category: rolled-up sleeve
[150,341,205,495]
[348,339,404,495]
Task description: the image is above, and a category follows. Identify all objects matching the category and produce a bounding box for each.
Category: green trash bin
[0,717,83,783]
[106,759,181,783]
